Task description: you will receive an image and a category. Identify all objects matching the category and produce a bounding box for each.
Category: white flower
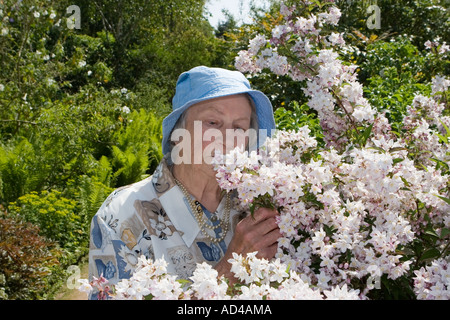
[77,279,92,293]
[431,75,450,94]
[323,284,360,300]
[272,25,285,39]
[46,78,55,86]
[190,263,228,299]
[33,11,40,18]
[78,60,86,68]
[248,35,267,55]
[352,105,376,122]
[328,32,344,46]
[414,258,450,300]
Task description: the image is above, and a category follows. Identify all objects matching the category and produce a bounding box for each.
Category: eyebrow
[198,104,224,114]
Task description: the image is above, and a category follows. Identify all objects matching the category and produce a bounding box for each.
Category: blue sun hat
[162,66,276,155]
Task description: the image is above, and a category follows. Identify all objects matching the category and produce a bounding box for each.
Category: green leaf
[367,146,386,154]
[249,203,256,216]
[429,158,449,171]
[361,123,374,146]
[440,228,450,239]
[434,195,450,205]
[439,119,450,136]
[389,147,407,153]
[436,133,448,144]
[424,229,439,238]
[419,248,441,261]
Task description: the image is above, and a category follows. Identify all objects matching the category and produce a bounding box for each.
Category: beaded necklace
[174,178,230,244]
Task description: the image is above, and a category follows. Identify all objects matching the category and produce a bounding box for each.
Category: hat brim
[162,89,275,155]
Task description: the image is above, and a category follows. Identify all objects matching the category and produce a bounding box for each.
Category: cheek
[201,128,224,151]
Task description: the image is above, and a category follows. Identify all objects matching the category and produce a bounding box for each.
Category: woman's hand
[215,207,281,280]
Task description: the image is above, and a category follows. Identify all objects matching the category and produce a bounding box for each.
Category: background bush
[0,208,62,299]
[0,0,216,299]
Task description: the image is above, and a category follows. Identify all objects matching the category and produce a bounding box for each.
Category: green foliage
[0,210,62,300]
[336,0,450,49]
[358,36,447,132]
[359,36,427,83]
[0,0,220,300]
[110,109,163,185]
[70,176,114,223]
[59,0,223,90]
[8,190,81,251]
[0,138,37,204]
[274,101,324,147]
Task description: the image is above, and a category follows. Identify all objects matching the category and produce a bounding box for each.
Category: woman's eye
[205,120,218,126]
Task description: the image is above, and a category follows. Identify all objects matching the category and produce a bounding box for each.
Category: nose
[224,127,247,153]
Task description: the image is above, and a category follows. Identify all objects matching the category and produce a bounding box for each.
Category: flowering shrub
[230,0,449,299]
[214,126,448,299]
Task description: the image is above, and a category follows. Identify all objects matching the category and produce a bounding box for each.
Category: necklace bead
[175,179,230,244]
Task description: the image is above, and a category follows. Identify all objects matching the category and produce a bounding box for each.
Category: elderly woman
[88,66,281,295]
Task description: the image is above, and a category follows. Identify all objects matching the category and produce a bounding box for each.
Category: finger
[245,226,281,254]
[258,227,281,249]
[251,207,278,223]
[253,217,279,237]
[256,242,279,260]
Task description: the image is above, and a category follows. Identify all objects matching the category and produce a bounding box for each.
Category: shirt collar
[152,157,200,247]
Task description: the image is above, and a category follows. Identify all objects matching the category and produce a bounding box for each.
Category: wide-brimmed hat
[162,66,276,155]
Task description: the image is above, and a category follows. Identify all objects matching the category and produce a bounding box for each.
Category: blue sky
[205,0,270,28]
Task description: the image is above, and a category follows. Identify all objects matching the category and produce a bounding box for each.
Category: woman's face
[183,94,253,167]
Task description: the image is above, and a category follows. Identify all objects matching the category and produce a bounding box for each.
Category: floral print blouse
[88,156,243,298]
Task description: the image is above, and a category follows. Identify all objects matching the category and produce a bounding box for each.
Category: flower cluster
[110,256,185,300]
[227,252,360,300]
[80,253,360,300]
[424,39,450,56]
[78,275,111,300]
[402,94,450,166]
[413,258,450,300]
